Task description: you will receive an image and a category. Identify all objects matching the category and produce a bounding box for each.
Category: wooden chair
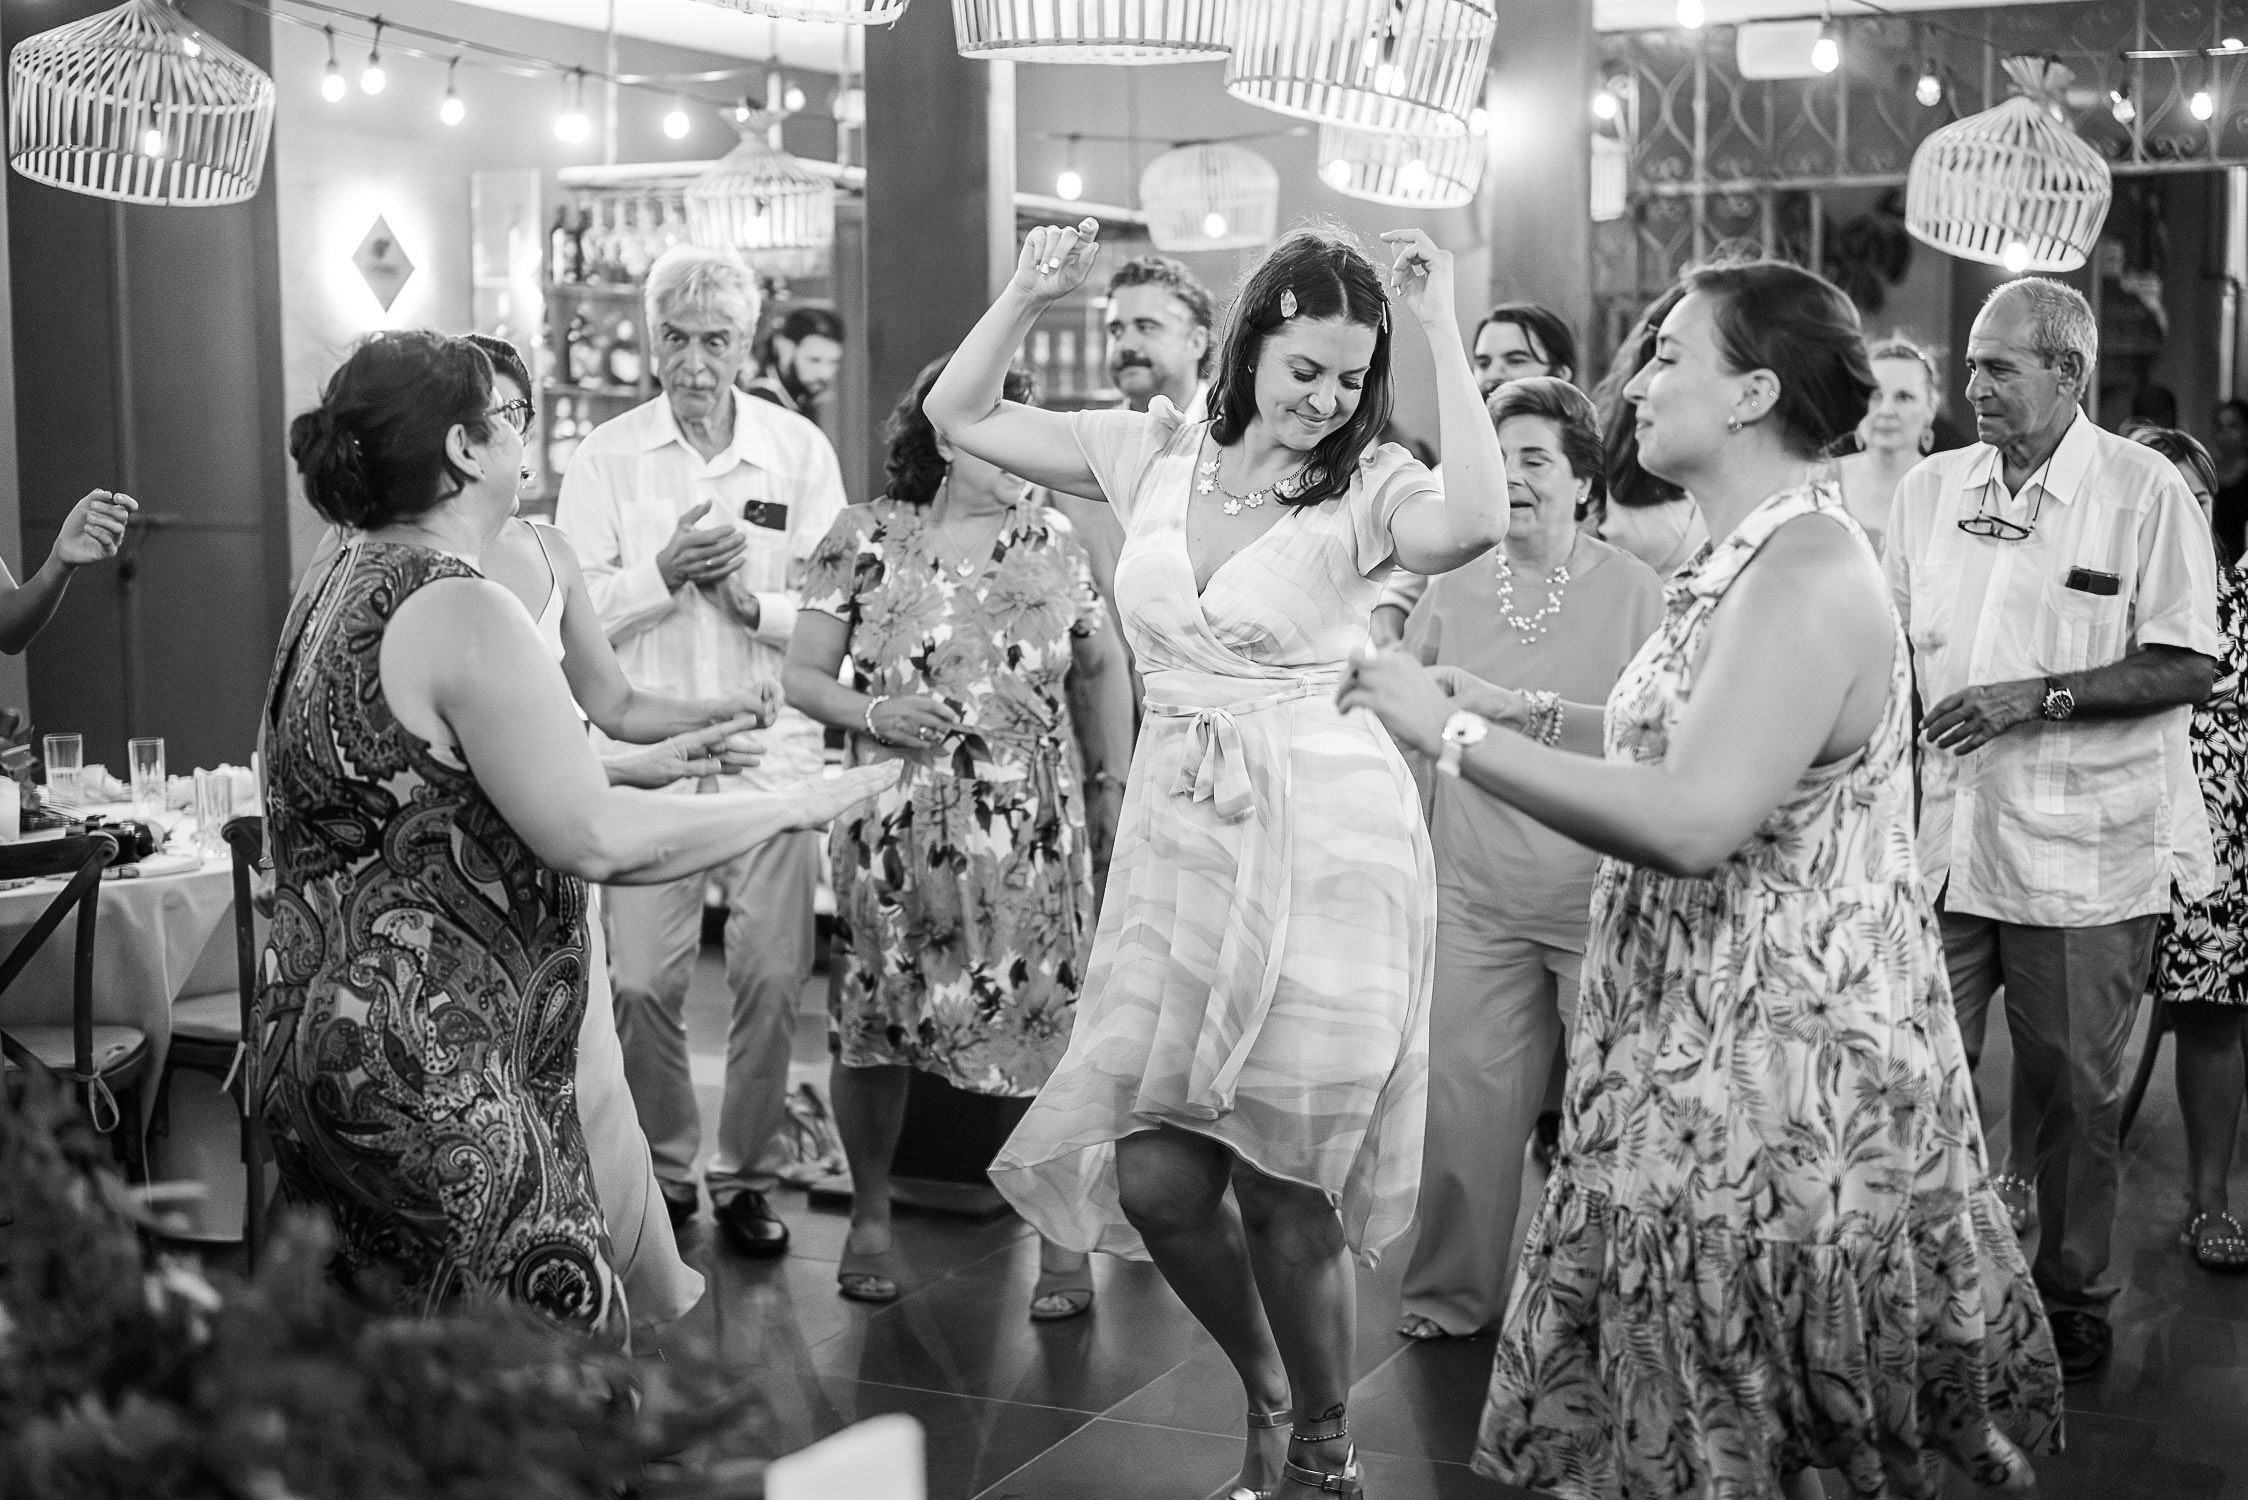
[0,833,144,1180]
[148,814,269,1264]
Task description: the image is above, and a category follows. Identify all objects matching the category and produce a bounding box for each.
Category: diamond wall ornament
[9,0,275,206]
[352,216,415,311]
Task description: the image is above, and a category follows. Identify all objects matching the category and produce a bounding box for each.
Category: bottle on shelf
[566,309,604,386]
[549,206,575,285]
[548,397,585,479]
[608,317,644,388]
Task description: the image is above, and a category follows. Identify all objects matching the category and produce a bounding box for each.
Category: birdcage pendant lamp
[685,116,837,280]
[951,0,1231,63]
[9,0,275,207]
[1905,56,2111,274]
[1139,141,1277,252]
[1227,0,1496,138]
[1318,123,1483,207]
[683,0,910,23]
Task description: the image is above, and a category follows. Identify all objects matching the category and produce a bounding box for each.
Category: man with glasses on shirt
[1887,277,2221,1383]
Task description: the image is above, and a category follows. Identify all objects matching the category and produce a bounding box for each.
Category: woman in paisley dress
[931,222,1508,1500]
[783,353,1135,1317]
[1341,262,2060,1499]
[2129,427,2248,1274]
[261,331,892,1332]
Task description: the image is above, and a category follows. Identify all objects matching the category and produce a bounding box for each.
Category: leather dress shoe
[716,1189,791,1258]
[660,1183,697,1230]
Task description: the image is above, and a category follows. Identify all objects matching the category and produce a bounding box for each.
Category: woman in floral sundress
[784,353,1136,1318]
[1342,263,2061,1499]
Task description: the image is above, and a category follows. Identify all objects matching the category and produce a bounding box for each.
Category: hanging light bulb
[438,58,465,127]
[320,27,346,104]
[782,83,807,114]
[1397,158,1433,193]
[2002,239,2030,274]
[663,100,691,139]
[182,36,202,58]
[360,22,385,95]
[1811,26,1841,74]
[1055,133,1083,200]
[1323,157,1353,188]
[1468,105,1490,137]
[1203,210,1229,238]
[2193,86,2217,121]
[1591,87,1620,121]
[733,97,753,125]
[1676,0,1705,30]
[140,125,164,158]
[1916,67,1942,108]
[555,70,592,145]
[2110,86,2137,124]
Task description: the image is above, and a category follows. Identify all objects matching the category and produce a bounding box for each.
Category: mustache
[1110,352,1153,369]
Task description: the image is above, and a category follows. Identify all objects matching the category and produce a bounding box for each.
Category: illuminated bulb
[663,105,691,140]
[182,36,201,58]
[734,100,752,124]
[1916,71,1942,108]
[2002,240,2030,275]
[556,108,591,144]
[783,84,807,113]
[1203,211,1229,239]
[321,61,346,103]
[440,91,466,127]
[2192,87,2216,120]
[140,127,164,158]
[1676,0,1705,29]
[2110,88,2136,124]
[1469,106,1491,137]
[2226,35,2244,50]
[361,57,386,95]
[1811,31,1840,73]
[1055,168,1083,201]
[1591,89,1620,121]
[1374,62,1404,95]
[1398,158,1433,192]
[1323,158,1352,188]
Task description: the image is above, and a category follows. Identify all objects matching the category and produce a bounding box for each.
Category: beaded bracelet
[862,694,892,742]
[1523,690,1564,748]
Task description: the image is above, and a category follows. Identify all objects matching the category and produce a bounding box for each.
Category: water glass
[129,737,165,820]
[193,768,232,862]
[42,733,81,804]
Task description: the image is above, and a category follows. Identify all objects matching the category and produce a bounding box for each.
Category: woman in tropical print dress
[1341,263,2060,1499]
[784,353,1135,1319]
[930,223,1508,1500]
[262,331,890,1331]
[2130,427,2248,1274]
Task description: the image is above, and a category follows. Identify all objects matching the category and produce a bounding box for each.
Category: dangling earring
[1919,428,1934,454]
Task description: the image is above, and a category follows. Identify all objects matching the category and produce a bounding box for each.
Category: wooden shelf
[543,379,647,400]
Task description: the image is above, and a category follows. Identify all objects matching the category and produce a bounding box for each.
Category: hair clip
[1279,288,1298,319]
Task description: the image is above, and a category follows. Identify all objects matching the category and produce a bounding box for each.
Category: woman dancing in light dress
[928,220,1505,1500]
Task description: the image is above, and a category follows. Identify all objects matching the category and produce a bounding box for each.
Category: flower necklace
[1493,540,1574,642]
[1197,456,1309,516]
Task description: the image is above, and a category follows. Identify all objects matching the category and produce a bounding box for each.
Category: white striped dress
[991,398,1440,1262]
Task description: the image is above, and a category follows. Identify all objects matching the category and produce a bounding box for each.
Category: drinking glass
[43,733,81,805]
[129,737,165,820]
[193,768,231,862]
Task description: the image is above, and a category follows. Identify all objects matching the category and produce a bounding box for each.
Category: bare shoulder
[1729,512,1894,646]
[530,520,589,582]
[388,571,533,650]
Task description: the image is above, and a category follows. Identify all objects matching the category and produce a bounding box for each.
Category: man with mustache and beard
[745,305,844,428]
[1048,256,1217,711]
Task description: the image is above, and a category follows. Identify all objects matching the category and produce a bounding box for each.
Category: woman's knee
[1115,1133,1229,1237]
[2171,1003,2247,1049]
[1232,1167,1344,1258]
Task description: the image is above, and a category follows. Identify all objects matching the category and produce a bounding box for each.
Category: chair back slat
[0,833,116,1086]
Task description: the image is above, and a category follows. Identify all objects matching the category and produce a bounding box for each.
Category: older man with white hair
[1888,275,2221,1383]
[556,245,847,1260]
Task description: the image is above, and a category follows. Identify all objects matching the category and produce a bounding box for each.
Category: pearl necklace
[1493,543,1573,642]
[1197,457,1308,516]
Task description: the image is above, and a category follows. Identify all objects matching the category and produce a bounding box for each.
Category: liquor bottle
[619,201,653,282]
[565,206,587,283]
[548,206,574,285]
[607,318,644,388]
[567,309,603,386]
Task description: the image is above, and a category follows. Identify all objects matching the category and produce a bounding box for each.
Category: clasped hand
[1922,679,2043,755]
[656,499,747,592]
[869,694,961,748]
[608,712,768,790]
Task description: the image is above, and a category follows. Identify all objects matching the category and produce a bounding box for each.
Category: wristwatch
[2039,676,2076,722]
[1437,711,1490,779]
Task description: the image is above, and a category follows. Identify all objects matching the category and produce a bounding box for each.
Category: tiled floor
[572,949,2248,1497]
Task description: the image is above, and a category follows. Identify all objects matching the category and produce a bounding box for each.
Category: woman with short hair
[1342,261,2060,1497]
[262,331,890,1331]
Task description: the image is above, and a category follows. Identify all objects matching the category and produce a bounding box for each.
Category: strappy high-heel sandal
[1222,1407,1292,1500]
[1282,1415,1364,1498]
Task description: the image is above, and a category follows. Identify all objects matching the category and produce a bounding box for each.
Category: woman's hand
[605,713,766,789]
[706,681,781,730]
[1430,665,1528,728]
[1379,228,1457,333]
[867,694,962,749]
[1010,217,1102,303]
[52,489,136,569]
[1337,647,1453,757]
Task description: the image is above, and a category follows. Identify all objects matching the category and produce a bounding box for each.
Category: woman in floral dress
[1341,263,2060,1498]
[784,354,1135,1318]
[2130,427,2248,1274]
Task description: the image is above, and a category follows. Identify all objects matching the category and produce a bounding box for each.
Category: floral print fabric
[801,497,1104,1096]
[1475,484,2063,1500]
[2154,555,2248,1007]
[257,541,621,1334]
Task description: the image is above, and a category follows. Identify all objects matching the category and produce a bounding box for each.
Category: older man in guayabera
[1887,276,2222,1384]
[556,245,849,1261]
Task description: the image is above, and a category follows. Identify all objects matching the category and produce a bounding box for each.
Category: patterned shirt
[555,388,845,788]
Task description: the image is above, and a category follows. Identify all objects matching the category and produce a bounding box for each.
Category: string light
[2226,35,2245,50]
[1055,134,1082,200]
[2110,86,2136,123]
[1811,24,1840,74]
[321,27,346,103]
[1591,87,1619,121]
[663,99,692,139]
[1915,66,1941,108]
[555,69,591,144]
[1676,0,1705,30]
[782,82,807,113]
[2193,86,2217,121]
[439,58,464,126]
[360,20,385,95]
